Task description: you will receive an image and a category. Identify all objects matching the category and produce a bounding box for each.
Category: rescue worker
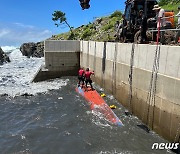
[84,68,94,90]
[78,67,85,87]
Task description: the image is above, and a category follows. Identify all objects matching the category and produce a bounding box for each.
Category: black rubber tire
[134,30,141,44]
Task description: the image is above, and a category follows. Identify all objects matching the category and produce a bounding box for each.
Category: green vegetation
[159,0,180,12]
[110,10,122,18]
[81,27,93,39]
[159,0,180,25]
[158,0,180,6]
[51,10,123,41]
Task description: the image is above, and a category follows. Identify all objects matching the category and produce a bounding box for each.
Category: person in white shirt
[153,4,166,28]
[152,4,165,44]
[176,6,180,28]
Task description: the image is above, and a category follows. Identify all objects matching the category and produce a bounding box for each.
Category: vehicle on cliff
[79,0,180,45]
[121,0,178,44]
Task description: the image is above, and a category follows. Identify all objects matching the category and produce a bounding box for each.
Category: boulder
[0,47,10,65]
[20,42,44,58]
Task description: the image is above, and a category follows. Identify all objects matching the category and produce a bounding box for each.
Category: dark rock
[20,42,44,58]
[35,42,44,58]
[0,93,9,97]
[20,42,36,57]
[21,93,34,97]
[0,47,11,65]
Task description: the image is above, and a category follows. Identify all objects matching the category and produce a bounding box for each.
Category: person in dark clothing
[78,67,85,87]
[135,10,147,43]
[84,68,94,90]
[141,15,147,43]
[120,14,127,42]
[135,10,143,26]
[138,10,147,43]
[114,21,121,41]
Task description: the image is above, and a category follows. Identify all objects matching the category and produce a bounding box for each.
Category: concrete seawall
[33,40,180,142]
[33,40,80,82]
[80,41,180,142]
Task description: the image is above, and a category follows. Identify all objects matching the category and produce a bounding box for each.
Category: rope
[145,17,161,129]
[81,41,84,67]
[151,45,161,129]
[174,122,180,143]
[87,41,90,67]
[128,43,135,114]
[101,42,107,86]
[102,42,106,73]
[93,42,97,72]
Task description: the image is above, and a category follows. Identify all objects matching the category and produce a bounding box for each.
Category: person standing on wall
[120,14,128,42]
[84,68,94,91]
[175,6,180,43]
[152,4,166,44]
[78,67,85,87]
[114,14,127,42]
[136,10,147,43]
[114,20,121,41]
[176,6,180,28]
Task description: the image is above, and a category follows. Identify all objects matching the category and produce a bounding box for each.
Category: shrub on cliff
[81,27,93,39]
[159,0,180,6]
[110,10,122,18]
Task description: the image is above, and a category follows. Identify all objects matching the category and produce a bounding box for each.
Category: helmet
[86,68,89,71]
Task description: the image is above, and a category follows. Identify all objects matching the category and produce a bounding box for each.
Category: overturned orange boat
[76,86,123,126]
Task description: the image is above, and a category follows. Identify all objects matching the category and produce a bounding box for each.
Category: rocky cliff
[0,47,10,65]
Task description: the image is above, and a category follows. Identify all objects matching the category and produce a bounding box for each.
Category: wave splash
[1,46,19,53]
[0,47,68,97]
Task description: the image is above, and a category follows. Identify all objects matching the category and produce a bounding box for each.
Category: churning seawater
[0,47,173,154]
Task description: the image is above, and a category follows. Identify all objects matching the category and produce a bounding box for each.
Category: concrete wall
[45,40,80,72]
[80,40,180,142]
[33,40,80,82]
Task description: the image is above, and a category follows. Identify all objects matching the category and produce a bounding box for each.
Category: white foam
[0,48,69,97]
[1,46,19,53]
[97,150,133,154]
[91,110,112,128]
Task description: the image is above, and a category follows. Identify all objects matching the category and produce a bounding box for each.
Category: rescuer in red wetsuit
[78,67,85,87]
[84,68,94,90]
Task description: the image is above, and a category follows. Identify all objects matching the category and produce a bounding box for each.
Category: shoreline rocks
[0,47,10,65]
[20,42,44,58]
